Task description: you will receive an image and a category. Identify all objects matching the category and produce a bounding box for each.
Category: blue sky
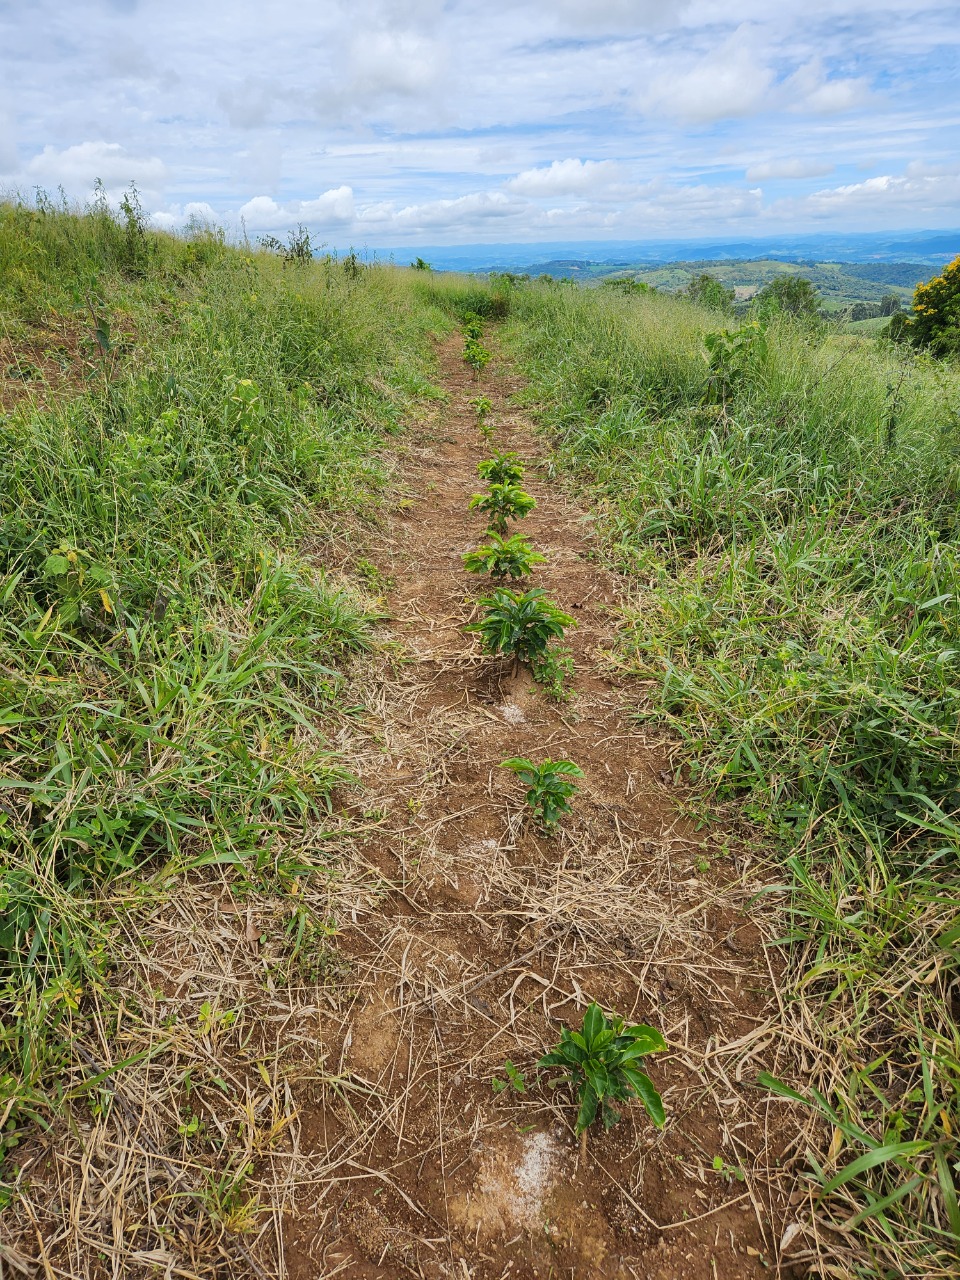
[1,0,958,244]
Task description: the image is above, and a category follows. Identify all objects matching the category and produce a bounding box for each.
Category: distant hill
[374,230,959,273]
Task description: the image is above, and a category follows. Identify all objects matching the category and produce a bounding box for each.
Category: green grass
[503,281,960,1277]
[0,202,440,1154]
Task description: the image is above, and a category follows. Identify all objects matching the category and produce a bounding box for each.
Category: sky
[0,0,958,246]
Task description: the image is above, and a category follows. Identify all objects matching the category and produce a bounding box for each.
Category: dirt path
[281,337,808,1280]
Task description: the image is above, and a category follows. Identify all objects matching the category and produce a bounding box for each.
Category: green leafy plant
[461,312,484,340]
[463,532,546,580]
[465,587,573,669]
[910,255,960,355]
[500,756,583,829]
[469,483,536,534]
[491,1060,527,1094]
[478,451,524,486]
[539,1003,666,1140]
[464,336,492,376]
[469,394,495,438]
[532,644,574,702]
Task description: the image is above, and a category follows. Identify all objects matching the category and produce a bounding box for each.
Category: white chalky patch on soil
[452,1130,561,1236]
[513,1131,561,1224]
[499,701,526,725]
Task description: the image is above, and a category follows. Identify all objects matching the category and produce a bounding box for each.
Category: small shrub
[753,274,818,318]
[465,587,573,668]
[469,482,535,534]
[910,255,960,355]
[686,272,734,313]
[461,312,484,340]
[477,451,524,486]
[464,336,492,375]
[539,1002,666,1135]
[469,394,495,438]
[463,532,546,580]
[500,756,583,828]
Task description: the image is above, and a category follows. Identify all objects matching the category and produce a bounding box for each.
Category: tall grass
[0,203,438,1152]
[505,283,960,1276]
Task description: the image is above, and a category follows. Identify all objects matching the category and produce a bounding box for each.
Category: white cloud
[785,58,872,114]
[359,190,525,233]
[773,169,960,223]
[636,26,775,123]
[25,141,167,198]
[1,0,957,243]
[746,158,835,179]
[237,187,355,231]
[547,0,691,31]
[506,158,620,197]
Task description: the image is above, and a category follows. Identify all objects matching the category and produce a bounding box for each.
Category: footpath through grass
[0,203,445,1176]
[499,280,960,1278]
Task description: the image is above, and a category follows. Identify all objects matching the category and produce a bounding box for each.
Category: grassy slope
[3,208,959,1274]
[503,283,960,1277]
[0,205,446,1168]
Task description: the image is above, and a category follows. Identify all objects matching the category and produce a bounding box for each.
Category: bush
[753,274,819,318]
[685,272,734,313]
[910,255,960,355]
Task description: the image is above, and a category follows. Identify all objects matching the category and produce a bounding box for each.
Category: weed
[463,532,546,580]
[500,756,583,829]
[539,1002,666,1135]
[491,1060,527,1094]
[465,587,573,669]
[478,451,524,485]
[531,643,574,702]
[469,482,536,534]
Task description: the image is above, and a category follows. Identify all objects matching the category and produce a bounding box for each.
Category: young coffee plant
[464,336,492,376]
[465,587,573,669]
[463,532,546,580]
[469,394,495,439]
[461,311,484,340]
[469,482,535,535]
[539,1003,666,1141]
[477,451,524,486]
[500,756,583,829]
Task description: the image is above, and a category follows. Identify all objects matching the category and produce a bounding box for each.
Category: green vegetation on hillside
[503,281,960,1277]
[0,200,440,1158]
[2,201,958,1277]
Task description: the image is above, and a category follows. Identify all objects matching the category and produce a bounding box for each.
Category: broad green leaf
[621,1066,665,1128]
[582,1003,606,1045]
[576,1086,598,1134]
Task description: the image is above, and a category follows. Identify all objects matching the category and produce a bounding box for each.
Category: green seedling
[539,1002,666,1150]
[469,483,536,534]
[464,336,492,375]
[478,451,524,486]
[461,312,484,340]
[491,1060,527,1094]
[465,587,573,670]
[500,756,584,829]
[463,532,546,580]
[469,394,495,438]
